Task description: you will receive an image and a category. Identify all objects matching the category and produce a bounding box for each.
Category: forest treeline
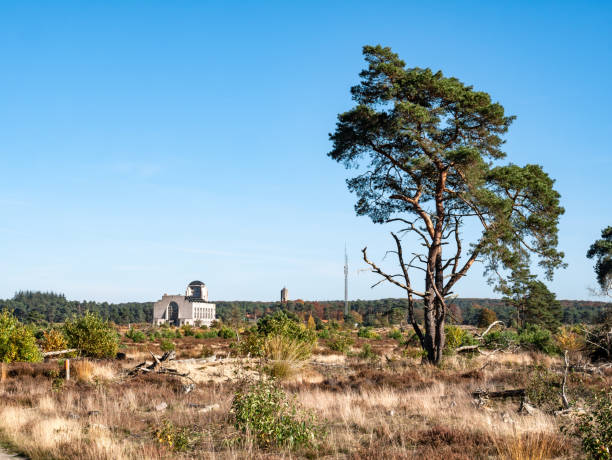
[0,290,609,327]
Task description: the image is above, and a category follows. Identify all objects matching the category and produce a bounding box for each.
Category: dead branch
[475,320,505,339]
[126,350,192,382]
[561,350,570,410]
[42,349,77,357]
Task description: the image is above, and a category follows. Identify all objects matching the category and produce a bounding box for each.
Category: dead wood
[472,388,525,399]
[126,350,192,382]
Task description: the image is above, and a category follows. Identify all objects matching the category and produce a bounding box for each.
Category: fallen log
[42,349,77,357]
[472,388,526,399]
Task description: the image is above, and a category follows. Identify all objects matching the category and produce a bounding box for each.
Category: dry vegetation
[0,326,607,459]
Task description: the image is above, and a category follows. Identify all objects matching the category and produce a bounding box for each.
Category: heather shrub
[231,379,323,449]
[0,310,42,363]
[63,312,119,358]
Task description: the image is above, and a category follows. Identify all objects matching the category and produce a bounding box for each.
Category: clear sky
[0,1,610,303]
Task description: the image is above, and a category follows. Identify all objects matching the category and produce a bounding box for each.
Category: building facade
[153,281,216,327]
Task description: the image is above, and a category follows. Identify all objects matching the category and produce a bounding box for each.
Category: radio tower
[344,245,349,316]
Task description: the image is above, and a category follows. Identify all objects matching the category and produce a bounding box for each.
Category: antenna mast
[344,245,349,316]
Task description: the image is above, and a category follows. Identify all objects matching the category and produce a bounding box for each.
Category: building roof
[188,280,205,286]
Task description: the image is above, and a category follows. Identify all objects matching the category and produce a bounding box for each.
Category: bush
[202,330,220,339]
[160,339,175,352]
[63,312,119,359]
[194,333,204,339]
[483,330,518,349]
[575,390,612,460]
[387,329,403,341]
[444,325,477,352]
[555,325,586,352]
[0,310,42,363]
[518,324,558,354]
[41,328,68,352]
[317,328,331,339]
[181,325,195,337]
[218,326,237,339]
[126,328,147,343]
[328,332,354,354]
[231,379,323,449]
[478,307,497,328]
[257,311,317,344]
[357,327,380,339]
[155,419,200,452]
[358,343,378,361]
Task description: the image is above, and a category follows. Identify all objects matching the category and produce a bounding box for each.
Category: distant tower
[344,246,349,315]
[281,286,289,304]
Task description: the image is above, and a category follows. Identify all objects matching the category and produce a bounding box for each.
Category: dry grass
[263,335,313,379]
[494,430,567,460]
[73,359,116,382]
[0,333,598,459]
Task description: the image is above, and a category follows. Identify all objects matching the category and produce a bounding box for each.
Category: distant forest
[1,291,610,327]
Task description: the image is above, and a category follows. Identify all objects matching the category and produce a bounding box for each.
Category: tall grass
[263,335,313,379]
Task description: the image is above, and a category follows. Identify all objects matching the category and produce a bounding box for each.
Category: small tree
[587,226,612,297]
[478,308,497,328]
[328,45,564,363]
[63,312,119,358]
[0,310,42,363]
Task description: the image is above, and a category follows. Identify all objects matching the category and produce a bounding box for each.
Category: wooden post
[65,359,70,381]
[0,363,6,382]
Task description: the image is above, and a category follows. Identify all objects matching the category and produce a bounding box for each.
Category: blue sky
[0,1,610,302]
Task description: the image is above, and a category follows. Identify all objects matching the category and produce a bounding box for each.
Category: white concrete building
[153,281,216,327]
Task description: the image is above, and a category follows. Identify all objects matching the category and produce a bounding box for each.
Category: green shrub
[126,328,147,343]
[63,312,118,358]
[204,330,220,338]
[483,330,518,349]
[231,379,323,449]
[181,325,195,337]
[358,343,378,361]
[194,333,204,339]
[518,324,558,354]
[444,325,477,353]
[0,310,42,363]
[160,339,175,352]
[161,329,177,339]
[155,419,200,452]
[357,327,380,339]
[575,390,612,460]
[218,326,237,339]
[387,329,403,341]
[256,311,316,344]
[174,329,182,338]
[317,328,331,339]
[328,332,354,354]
